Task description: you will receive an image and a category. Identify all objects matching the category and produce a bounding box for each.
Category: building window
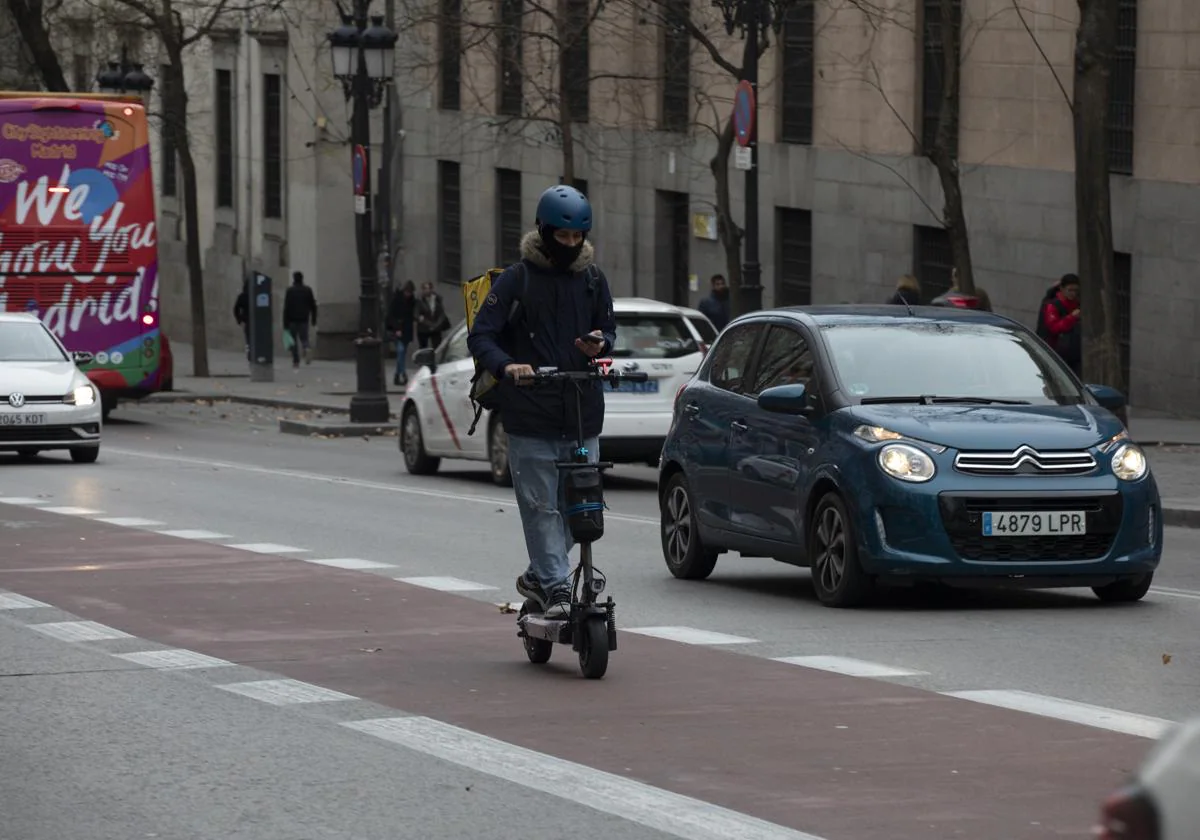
[159,63,177,197]
[498,0,523,116]
[779,1,814,145]
[913,224,953,300]
[775,207,812,306]
[215,68,234,209]
[1108,0,1136,175]
[263,73,283,219]
[1113,251,1132,387]
[439,0,461,111]
[660,0,689,132]
[438,160,462,284]
[919,0,961,158]
[654,190,689,305]
[561,0,590,123]
[496,168,523,265]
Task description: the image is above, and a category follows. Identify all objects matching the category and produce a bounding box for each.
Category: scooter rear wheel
[519,601,553,664]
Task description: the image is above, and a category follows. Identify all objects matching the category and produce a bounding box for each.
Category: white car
[1093,715,1200,839]
[399,297,718,485]
[0,313,103,463]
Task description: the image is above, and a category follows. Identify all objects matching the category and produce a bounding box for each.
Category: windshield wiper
[858,395,1031,405]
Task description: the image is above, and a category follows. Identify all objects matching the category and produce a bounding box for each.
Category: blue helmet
[535,185,592,232]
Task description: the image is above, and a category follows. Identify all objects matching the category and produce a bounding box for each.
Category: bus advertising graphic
[0,93,165,400]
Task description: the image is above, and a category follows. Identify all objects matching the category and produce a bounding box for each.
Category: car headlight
[854,424,904,443]
[68,384,96,406]
[878,443,937,483]
[1111,443,1147,481]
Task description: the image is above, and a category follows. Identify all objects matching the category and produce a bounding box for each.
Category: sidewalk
[148,342,1200,528]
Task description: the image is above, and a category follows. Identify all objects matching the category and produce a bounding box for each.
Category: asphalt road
[1,399,1198,838]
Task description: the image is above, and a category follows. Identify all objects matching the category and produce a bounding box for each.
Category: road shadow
[435,466,659,492]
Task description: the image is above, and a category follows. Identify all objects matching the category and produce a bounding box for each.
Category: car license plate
[981,511,1086,536]
[614,380,658,394]
[0,413,47,426]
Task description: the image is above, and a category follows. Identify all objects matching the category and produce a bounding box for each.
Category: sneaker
[543,586,571,620]
[304,347,312,364]
[515,573,548,611]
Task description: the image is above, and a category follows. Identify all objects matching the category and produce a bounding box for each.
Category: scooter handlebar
[508,359,650,384]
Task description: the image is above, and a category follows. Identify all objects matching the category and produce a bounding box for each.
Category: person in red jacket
[1042,274,1081,375]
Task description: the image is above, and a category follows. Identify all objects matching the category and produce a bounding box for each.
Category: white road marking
[94,517,166,527]
[28,620,133,642]
[0,497,51,505]
[305,557,395,570]
[624,626,759,645]
[114,649,234,670]
[40,506,103,516]
[1150,586,1200,602]
[217,678,357,705]
[942,689,1173,740]
[0,592,51,610]
[155,529,233,540]
[104,447,658,525]
[342,716,828,840]
[224,543,311,555]
[396,576,497,592]
[772,655,927,678]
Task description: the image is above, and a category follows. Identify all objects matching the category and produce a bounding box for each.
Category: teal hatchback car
[657,305,1162,608]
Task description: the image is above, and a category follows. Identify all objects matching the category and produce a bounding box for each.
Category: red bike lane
[0,507,1149,840]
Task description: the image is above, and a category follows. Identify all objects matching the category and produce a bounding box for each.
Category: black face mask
[713,288,729,301]
[539,226,584,271]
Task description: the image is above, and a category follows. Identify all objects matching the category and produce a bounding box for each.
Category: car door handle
[683,403,700,416]
[731,420,748,432]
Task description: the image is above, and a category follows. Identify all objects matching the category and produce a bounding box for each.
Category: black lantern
[96,47,155,99]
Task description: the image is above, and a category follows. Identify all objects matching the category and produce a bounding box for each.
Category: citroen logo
[8,393,25,408]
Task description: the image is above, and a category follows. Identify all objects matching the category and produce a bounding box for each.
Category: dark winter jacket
[386,291,415,343]
[888,288,920,306]
[466,230,617,441]
[698,294,730,330]
[282,283,317,327]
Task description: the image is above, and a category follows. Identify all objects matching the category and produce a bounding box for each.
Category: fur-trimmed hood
[519,229,595,273]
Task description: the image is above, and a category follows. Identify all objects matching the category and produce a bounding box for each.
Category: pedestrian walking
[386,281,416,386]
[282,271,318,369]
[698,274,730,330]
[415,282,450,350]
[1040,273,1082,376]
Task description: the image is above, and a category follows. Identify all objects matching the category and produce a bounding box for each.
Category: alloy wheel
[403,412,421,468]
[664,485,692,567]
[814,505,846,593]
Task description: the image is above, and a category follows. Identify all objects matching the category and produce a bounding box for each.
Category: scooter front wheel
[578,615,609,679]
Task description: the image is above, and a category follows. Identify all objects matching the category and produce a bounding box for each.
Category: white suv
[399,297,717,485]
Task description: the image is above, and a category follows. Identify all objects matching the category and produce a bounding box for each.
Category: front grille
[2,395,63,405]
[0,424,96,443]
[954,445,1097,476]
[939,492,1121,562]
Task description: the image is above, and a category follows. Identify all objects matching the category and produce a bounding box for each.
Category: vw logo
[7,393,24,408]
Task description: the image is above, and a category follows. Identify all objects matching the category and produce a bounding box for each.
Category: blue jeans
[394,338,407,379]
[507,433,600,595]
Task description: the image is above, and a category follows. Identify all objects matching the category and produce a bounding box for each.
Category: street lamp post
[713,0,781,316]
[96,46,155,99]
[327,3,398,424]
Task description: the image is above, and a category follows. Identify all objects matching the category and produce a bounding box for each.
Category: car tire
[660,472,719,580]
[70,446,99,464]
[1092,572,1153,603]
[400,405,439,475]
[808,492,874,608]
[488,416,512,487]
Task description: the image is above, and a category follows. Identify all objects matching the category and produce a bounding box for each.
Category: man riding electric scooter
[466,184,618,621]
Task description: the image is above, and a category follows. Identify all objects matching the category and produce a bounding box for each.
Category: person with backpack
[466,184,617,620]
[1034,274,1065,339]
[1039,273,1082,376]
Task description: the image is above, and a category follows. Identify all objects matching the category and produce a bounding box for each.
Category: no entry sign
[733,80,755,147]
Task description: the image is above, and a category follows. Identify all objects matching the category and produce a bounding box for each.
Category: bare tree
[399,0,660,185]
[3,0,70,90]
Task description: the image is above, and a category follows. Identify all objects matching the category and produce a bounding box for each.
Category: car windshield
[820,321,1084,406]
[612,314,702,359]
[0,321,69,362]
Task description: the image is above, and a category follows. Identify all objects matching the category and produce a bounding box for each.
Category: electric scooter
[512,357,649,679]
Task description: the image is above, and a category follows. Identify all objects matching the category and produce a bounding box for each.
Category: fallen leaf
[359,647,382,653]
[1163,653,1172,665]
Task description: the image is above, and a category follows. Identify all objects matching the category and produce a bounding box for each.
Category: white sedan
[399,297,717,485]
[0,313,103,463]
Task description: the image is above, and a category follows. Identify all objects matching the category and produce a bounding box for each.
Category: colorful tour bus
[0,91,171,418]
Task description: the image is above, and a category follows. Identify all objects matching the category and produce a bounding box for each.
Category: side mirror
[72,350,95,365]
[757,383,812,415]
[1086,383,1126,412]
[412,347,436,372]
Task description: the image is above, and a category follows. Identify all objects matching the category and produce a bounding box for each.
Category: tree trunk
[710,116,744,306]
[1074,0,1123,396]
[165,49,209,377]
[5,0,69,91]
[931,0,975,295]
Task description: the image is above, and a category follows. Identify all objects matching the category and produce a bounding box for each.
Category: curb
[279,418,397,438]
[145,391,403,418]
[1163,505,1200,530]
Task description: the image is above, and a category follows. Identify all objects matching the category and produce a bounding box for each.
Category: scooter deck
[519,614,572,644]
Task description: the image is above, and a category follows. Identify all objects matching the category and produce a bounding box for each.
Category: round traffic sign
[733,80,756,147]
